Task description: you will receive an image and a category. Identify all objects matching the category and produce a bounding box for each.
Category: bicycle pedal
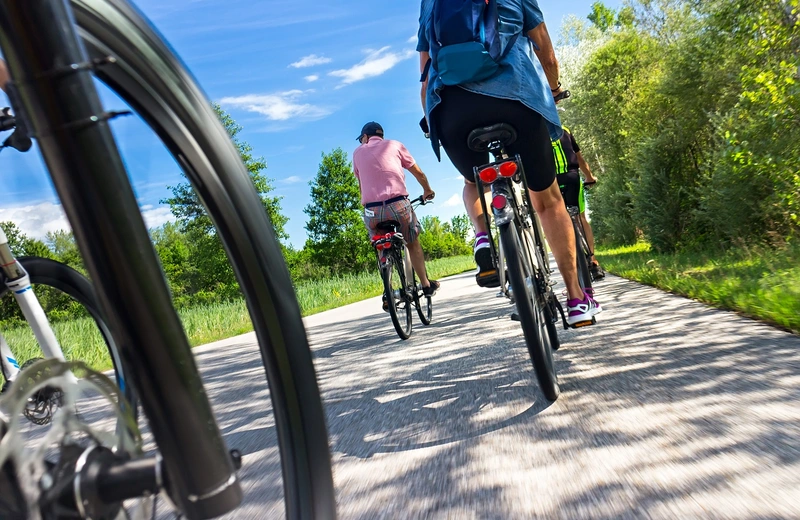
[570,317,597,328]
[476,269,500,288]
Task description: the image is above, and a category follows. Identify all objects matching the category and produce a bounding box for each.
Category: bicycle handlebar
[411,194,434,207]
[554,89,571,102]
[0,109,15,132]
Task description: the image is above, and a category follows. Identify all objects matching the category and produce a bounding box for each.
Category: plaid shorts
[363,198,422,244]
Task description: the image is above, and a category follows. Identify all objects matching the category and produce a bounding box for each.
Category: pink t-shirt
[353,137,416,205]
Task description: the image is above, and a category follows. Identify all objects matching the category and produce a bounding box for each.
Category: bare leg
[407,239,430,287]
[580,212,598,264]
[0,59,9,94]
[529,180,583,300]
[463,180,489,235]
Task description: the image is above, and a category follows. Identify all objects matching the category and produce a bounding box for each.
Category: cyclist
[353,121,440,311]
[552,124,605,280]
[416,0,601,325]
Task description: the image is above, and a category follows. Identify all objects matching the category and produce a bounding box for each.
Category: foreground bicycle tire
[499,222,559,401]
[0,256,137,415]
[75,1,336,516]
[1,0,336,517]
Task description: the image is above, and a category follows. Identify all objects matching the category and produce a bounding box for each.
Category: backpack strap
[501,32,520,60]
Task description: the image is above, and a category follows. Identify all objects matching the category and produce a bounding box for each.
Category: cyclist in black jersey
[552,125,604,280]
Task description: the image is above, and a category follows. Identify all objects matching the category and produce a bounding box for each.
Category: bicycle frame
[474,153,550,295]
[0,0,241,516]
[567,206,592,257]
[0,228,74,386]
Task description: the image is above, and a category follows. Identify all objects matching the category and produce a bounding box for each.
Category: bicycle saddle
[467,123,517,152]
[376,220,402,233]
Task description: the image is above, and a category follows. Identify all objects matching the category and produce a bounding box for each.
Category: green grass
[595,242,800,333]
[0,255,475,380]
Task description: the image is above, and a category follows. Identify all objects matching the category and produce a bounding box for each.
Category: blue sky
[0,0,619,249]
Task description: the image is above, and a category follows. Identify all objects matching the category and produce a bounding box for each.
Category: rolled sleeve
[416,19,430,52]
[522,0,545,33]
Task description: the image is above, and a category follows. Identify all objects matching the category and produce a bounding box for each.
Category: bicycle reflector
[479,167,498,184]
[498,161,517,177]
[491,194,508,210]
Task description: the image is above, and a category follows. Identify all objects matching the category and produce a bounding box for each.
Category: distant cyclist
[552,125,605,280]
[353,121,440,311]
[416,0,601,324]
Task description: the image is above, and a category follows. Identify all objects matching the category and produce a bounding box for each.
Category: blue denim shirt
[417,0,563,159]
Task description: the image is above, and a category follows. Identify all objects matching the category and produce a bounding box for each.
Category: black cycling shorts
[432,87,557,192]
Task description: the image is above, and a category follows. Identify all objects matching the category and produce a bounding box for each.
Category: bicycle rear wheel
[383,255,412,339]
[9,0,335,517]
[499,222,559,401]
[0,257,137,416]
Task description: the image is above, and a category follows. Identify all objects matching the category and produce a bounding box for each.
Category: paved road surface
[185,268,800,519]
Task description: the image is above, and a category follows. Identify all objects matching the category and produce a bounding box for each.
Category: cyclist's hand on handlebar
[419,116,430,137]
[423,188,435,202]
[554,89,570,103]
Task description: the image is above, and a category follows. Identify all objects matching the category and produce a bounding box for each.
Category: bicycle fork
[0,229,74,386]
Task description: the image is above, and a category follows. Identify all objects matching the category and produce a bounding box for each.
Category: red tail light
[499,161,517,177]
[479,167,498,184]
[491,194,508,210]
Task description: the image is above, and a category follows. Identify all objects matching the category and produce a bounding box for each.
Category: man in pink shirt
[354,122,440,306]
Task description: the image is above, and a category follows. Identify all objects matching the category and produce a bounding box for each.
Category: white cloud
[441,194,462,208]
[289,54,332,68]
[219,91,330,121]
[304,74,319,82]
[407,34,418,44]
[0,202,69,238]
[140,205,177,229]
[281,176,303,184]
[0,202,175,239]
[329,46,415,86]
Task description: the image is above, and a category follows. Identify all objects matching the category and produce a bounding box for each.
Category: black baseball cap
[357,121,384,141]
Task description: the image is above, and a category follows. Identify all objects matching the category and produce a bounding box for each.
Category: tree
[45,230,82,272]
[417,216,471,259]
[0,221,52,258]
[588,1,617,32]
[160,104,289,301]
[304,148,374,274]
[162,104,287,240]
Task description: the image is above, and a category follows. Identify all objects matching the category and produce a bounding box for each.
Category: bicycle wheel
[499,222,559,401]
[412,270,433,326]
[383,254,412,339]
[7,1,336,517]
[519,228,562,353]
[0,256,137,418]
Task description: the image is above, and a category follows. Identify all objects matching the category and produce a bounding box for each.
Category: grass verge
[0,255,475,378]
[595,242,800,333]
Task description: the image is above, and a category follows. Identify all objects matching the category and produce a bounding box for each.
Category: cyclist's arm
[407,163,434,199]
[577,152,597,183]
[526,22,561,96]
[0,59,9,94]
[419,51,429,113]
